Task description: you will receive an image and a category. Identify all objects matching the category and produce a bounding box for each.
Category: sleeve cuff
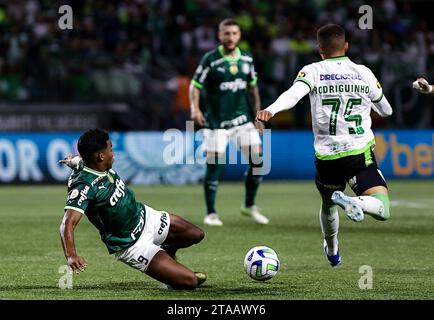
[371,93,383,103]
[64,206,85,214]
[191,79,203,89]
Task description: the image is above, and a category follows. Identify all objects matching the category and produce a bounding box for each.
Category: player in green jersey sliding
[59,128,206,289]
[189,18,268,226]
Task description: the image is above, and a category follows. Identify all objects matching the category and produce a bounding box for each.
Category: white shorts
[114,205,170,273]
[203,122,261,154]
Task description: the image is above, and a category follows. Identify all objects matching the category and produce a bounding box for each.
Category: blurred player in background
[256,24,393,267]
[59,129,206,289]
[189,18,268,226]
[413,77,434,95]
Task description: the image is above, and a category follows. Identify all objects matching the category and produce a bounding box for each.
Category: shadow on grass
[0,281,295,299]
[0,281,157,292]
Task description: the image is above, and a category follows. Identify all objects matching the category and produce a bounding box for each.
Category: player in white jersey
[256,24,393,267]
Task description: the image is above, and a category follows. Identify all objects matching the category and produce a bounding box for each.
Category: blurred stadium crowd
[0,0,433,129]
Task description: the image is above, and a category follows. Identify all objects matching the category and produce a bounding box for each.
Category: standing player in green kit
[189,18,269,226]
[59,129,206,289]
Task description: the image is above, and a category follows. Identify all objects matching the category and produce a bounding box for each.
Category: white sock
[351,196,384,219]
[319,204,339,256]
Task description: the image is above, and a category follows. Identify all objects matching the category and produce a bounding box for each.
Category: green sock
[370,193,390,221]
[244,154,263,207]
[204,162,225,214]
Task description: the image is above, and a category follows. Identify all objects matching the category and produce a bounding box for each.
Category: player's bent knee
[168,213,205,243]
[187,225,205,244]
[194,228,205,243]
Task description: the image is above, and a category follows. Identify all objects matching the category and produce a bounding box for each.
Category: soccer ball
[244,246,279,281]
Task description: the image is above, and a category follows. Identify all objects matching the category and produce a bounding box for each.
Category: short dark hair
[317,24,346,55]
[219,18,240,31]
[77,128,110,162]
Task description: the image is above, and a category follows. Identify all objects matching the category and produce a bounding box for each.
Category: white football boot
[204,213,223,226]
[241,205,269,225]
[331,191,364,222]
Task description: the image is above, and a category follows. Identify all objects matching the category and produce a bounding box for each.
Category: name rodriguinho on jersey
[312,84,370,95]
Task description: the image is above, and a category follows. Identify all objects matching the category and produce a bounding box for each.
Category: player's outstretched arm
[256,81,311,123]
[60,209,87,274]
[413,78,434,95]
[372,95,393,117]
[59,154,83,170]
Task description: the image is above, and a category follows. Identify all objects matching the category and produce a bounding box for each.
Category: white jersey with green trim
[294,56,384,159]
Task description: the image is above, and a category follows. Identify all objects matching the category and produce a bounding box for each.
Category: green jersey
[191,45,258,129]
[64,166,145,254]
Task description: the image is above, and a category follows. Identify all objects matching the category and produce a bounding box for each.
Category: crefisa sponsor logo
[158,212,168,235]
[110,179,126,206]
[77,186,90,206]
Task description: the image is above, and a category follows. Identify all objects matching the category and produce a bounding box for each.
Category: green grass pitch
[0,181,433,300]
